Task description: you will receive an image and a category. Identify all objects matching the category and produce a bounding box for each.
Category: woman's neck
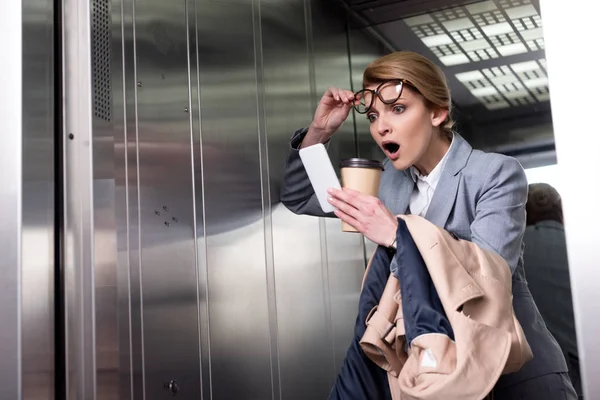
[413,134,451,176]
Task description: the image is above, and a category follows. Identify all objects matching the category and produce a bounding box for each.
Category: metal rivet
[161,74,165,80]
[165,221,171,227]
[184,107,189,113]
[163,206,169,212]
[137,81,142,87]
[172,217,178,223]
[155,210,161,216]
[68,133,74,140]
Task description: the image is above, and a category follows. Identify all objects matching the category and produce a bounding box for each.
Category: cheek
[395,109,429,140]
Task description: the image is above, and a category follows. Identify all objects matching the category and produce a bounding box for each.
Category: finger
[342,90,355,102]
[325,87,340,102]
[328,187,359,208]
[330,87,342,102]
[328,194,361,220]
[338,89,352,104]
[336,187,372,207]
[334,209,363,232]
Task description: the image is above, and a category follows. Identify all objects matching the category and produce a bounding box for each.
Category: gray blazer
[281,128,568,388]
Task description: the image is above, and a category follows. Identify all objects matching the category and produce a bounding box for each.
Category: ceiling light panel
[403,0,544,66]
[455,59,548,109]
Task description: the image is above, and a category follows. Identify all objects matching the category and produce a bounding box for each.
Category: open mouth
[382,142,400,157]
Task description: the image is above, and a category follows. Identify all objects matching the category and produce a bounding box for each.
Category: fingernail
[327,188,334,194]
[328,196,334,203]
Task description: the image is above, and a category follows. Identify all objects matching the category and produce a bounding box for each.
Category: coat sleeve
[470,155,528,274]
[280,127,337,218]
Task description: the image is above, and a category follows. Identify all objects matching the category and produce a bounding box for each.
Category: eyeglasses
[353,79,411,114]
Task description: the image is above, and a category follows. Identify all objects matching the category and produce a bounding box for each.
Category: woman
[280,51,576,399]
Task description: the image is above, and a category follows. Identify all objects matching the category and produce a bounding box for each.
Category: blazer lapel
[425,134,472,228]
[388,170,414,215]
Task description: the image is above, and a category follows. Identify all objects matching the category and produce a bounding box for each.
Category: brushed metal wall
[22,0,56,398]
[61,0,385,398]
[0,0,55,399]
[0,0,25,398]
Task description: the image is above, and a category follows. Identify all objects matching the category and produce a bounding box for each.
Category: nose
[375,114,391,137]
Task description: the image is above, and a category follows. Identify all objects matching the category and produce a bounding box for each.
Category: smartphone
[299,143,341,213]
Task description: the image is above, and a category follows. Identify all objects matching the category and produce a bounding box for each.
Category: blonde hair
[363,51,454,139]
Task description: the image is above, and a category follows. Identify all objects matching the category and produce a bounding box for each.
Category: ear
[430,108,449,127]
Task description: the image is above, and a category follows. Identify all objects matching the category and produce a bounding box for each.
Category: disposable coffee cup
[340,158,384,232]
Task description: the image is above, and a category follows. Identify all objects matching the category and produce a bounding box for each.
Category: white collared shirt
[409,136,454,217]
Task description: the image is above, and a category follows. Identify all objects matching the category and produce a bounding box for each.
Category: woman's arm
[280,127,336,218]
[470,155,528,274]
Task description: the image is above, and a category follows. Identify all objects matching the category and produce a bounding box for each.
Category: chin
[389,157,412,171]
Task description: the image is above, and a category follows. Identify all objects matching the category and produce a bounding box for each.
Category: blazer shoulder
[465,148,526,180]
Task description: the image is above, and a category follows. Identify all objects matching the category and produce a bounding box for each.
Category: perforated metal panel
[92,0,111,121]
[151,22,174,56]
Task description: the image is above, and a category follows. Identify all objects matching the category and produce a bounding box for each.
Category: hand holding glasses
[302,79,411,148]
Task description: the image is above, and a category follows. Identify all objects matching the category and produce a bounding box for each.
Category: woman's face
[364,82,447,171]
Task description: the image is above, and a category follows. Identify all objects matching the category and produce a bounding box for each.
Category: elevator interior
[2,0,581,399]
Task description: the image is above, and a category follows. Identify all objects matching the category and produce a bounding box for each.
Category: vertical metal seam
[78,0,98,395]
[192,0,214,396]
[75,6,85,397]
[345,20,360,158]
[305,0,337,382]
[117,0,135,396]
[58,0,69,394]
[130,0,146,396]
[13,1,24,390]
[252,1,282,399]
[54,0,66,393]
[194,1,213,400]
[184,0,205,397]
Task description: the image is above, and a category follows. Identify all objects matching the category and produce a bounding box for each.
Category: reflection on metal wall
[0,0,56,398]
[0,0,25,398]
[62,0,383,398]
[22,0,56,398]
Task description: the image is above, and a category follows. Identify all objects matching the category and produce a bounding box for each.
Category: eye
[392,105,405,113]
[367,113,377,123]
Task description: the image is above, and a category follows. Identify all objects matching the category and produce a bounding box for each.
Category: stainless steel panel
[309,0,368,372]
[187,0,210,398]
[96,285,118,400]
[0,1,23,398]
[253,2,282,399]
[63,0,98,397]
[112,0,144,397]
[22,0,56,398]
[107,0,387,398]
[262,0,336,398]
[91,0,120,397]
[195,1,272,398]
[133,0,202,398]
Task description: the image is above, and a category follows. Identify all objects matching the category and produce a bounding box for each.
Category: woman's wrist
[387,219,399,249]
[300,123,331,148]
